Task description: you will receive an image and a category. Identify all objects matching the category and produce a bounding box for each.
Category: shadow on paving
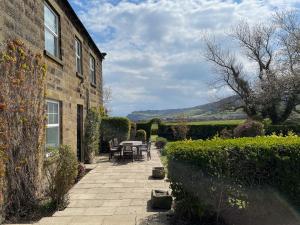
[138,213,172,225]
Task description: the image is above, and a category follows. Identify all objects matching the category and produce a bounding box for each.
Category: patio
[37,145,171,225]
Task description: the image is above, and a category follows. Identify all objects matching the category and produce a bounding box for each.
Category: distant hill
[127,96,247,122]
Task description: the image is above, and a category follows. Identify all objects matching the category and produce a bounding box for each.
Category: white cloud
[70,0,299,116]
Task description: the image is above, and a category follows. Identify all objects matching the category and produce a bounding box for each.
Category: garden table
[119,141,144,159]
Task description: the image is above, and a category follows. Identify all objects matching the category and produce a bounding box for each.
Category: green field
[165,119,244,126]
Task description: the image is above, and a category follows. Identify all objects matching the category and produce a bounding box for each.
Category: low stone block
[152,167,165,179]
[151,190,172,210]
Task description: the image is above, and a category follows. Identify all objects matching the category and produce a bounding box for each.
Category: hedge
[158,123,300,141]
[100,117,131,152]
[130,122,137,140]
[165,136,300,224]
[136,129,147,142]
[136,121,152,141]
[265,124,300,135]
[158,123,237,140]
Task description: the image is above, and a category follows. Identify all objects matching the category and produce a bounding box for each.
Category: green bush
[100,117,131,152]
[166,136,300,224]
[155,137,168,149]
[233,120,264,137]
[84,108,101,164]
[44,145,78,209]
[158,123,237,140]
[136,129,147,142]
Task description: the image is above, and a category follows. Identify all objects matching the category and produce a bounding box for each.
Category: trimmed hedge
[130,122,137,140]
[136,129,147,142]
[265,124,300,135]
[101,117,131,141]
[166,136,300,224]
[158,123,237,140]
[158,123,300,141]
[100,117,131,152]
[136,121,152,141]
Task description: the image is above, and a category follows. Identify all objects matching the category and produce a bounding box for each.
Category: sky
[69,0,300,116]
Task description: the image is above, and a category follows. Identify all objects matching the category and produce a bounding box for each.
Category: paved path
[38,147,170,225]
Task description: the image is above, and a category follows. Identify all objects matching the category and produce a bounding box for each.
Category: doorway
[77,105,83,162]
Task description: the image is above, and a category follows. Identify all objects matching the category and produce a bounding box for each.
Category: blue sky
[69,0,299,116]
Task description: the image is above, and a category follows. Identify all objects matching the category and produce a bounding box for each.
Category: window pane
[90,71,93,83]
[53,114,59,124]
[45,29,57,56]
[44,4,57,34]
[77,58,82,74]
[53,103,58,113]
[48,114,53,124]
[46,126,59,147]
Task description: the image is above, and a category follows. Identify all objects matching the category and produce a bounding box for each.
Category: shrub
[136,129,147,142]
[219,128,233,139]
[155,137,168,149]
[84,108,101,163]
[76,163,86,183]
[100,117,131,152]
[158,123,237,141]
[0,40,47,218]
[165,136,300,225]
[136,121,152,141]
[233,120,264,137]
[44,145,78,210]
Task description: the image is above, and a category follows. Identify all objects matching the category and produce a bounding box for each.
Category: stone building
[0,0,106,161]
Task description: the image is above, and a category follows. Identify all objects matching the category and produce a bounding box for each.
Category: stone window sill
[76,72,84,79]
[44,50,64,67]
[90,83,97,88]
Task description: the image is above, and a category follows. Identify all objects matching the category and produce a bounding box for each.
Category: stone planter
[151,190,172,210]
[152,167,165,179]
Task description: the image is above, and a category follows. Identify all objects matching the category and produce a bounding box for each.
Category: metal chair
[113,138,119,147]
[122,143,135,162]
[108,140,121,161]
[140,141,151,160]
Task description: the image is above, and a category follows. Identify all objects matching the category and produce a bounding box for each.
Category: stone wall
[0,0,104,156]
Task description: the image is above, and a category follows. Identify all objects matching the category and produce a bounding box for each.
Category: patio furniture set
[108,138,152,161]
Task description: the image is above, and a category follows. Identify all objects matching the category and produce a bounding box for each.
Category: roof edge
[63,0,106,60]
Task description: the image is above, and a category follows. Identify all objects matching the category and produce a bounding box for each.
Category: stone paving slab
[37,147,171,225]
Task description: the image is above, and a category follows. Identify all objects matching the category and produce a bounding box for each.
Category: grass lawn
[165,119,244,126]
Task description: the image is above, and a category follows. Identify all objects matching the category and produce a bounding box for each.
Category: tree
[204,11,300,124]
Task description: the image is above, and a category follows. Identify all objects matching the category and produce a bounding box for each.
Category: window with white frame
[90,56,96,85]
[44,3,59,57]
[75,38,83,74]
[46,100,60,148]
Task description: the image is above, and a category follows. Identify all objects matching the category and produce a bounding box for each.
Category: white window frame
[75,38,83,75]
[46,100,60,148]
[90,55,96,85]
[44,2,60,57]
